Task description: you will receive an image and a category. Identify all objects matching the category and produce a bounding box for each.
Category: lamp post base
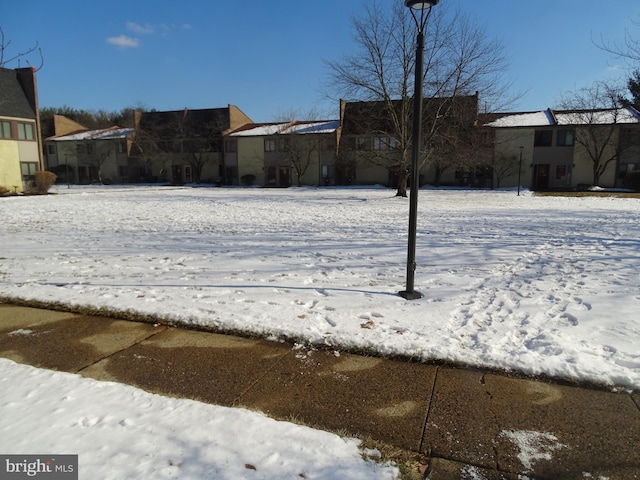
[398,290,422,300]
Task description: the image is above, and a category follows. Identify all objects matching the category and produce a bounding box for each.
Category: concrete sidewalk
[0,304,638,479]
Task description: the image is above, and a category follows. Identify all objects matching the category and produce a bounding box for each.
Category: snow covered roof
[230,120,339,137]
[48,126,134,141]
[484,107,640,128]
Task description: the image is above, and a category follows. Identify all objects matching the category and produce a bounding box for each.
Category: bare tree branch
[0,26,44,71]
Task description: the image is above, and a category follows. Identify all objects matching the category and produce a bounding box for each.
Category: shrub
[33,171,57,194]
[240,174,256,186]
[0,186,9,196]
[623,170,640,192]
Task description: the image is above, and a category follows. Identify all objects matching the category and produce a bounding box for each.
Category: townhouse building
[130,106,252,185]
[0,67,43,193]
[45,126,133,184]
[484,107,640,190]
[227,120,341,187]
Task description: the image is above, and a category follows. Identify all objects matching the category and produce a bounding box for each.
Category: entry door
[278,167,290,187]
[533,164,549,190]
[184,165,192,183]
[172,165,183,184]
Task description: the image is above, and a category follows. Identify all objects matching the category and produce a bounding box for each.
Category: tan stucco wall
[571,139,618,188]
[237,137,266,185]
[493,129,534,188]
[0,141,22,191]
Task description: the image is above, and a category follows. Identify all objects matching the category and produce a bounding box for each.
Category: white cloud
[107,35,140,48]
[127,22,154,35]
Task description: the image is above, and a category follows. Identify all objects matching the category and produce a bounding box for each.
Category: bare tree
[0,27,43,70]
[324,1,512,195]
[557,81,631,186]
[596,14,640,64]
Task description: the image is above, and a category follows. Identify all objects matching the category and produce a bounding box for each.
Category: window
[556,165,568,181]
[264,138,276,152]
[76,144,86,154]
[618,163,639,180]
[534,130,553,147]
[17,122,34,140]
[620,128,640,148]
[557,130,574,147]
[21,162,38,181]
[118,142,126,153]
[0,121,11,139]
[225,140,237,153]
[373,136,388,151]
[47,144,56,155]
[356,137,368,150]
[278,138,290,152]
[322,165,335,178]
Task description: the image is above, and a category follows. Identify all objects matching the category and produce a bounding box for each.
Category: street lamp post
[517,146,524,196]
[399,0,439,301]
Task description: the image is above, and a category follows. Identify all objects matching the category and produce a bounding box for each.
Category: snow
[49,127,134,141]
[500,429,568,473]
[483,111,553,127]
[0,358,398,479]
[1,185,639,392]
[484,107,640,128]
[230,120,339,137]
[556,108,640,125]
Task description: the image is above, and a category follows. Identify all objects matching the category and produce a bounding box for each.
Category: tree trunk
[396,170,408,197]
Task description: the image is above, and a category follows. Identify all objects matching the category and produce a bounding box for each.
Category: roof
[484,107,640,128]
[138,108,233,136]
[340,95,480,135]
[48,126,133,141]
[0,67,37,119]
[229,120,339,137]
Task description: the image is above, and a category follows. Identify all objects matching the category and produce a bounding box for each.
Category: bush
[240,174,256,186]
[623,170,640,192]
[33,171,57,194]
[0,186,9,196]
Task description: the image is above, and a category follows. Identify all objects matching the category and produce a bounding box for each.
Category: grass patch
[533,191,640,199]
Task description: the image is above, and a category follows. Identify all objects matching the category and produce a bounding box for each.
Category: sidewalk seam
[74,327,167,374]
[231,348,292,406]
[418,365,440,455]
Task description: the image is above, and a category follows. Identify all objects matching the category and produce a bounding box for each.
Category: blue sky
[2,0,639,122]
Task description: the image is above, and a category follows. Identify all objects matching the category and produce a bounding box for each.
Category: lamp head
[405,0,439,9]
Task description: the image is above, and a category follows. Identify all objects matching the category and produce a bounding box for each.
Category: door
[533,164,549,190]
[172,165,183,184]
[278,167,290,187]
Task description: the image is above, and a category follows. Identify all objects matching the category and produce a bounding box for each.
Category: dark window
[556,165,568,180]
[225,140,236,153]
[264,138,276,152]
[356,137,369,150]
[373,136,388,151]
[278,138,290,152]
[1,121,12,139]
[557,130,574,147]
[534,130,553,147]
[620,128,640,148]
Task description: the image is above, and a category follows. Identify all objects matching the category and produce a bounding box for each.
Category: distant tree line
[39,106,140,131]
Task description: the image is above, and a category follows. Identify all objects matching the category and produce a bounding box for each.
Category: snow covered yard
[1,185,639,390]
